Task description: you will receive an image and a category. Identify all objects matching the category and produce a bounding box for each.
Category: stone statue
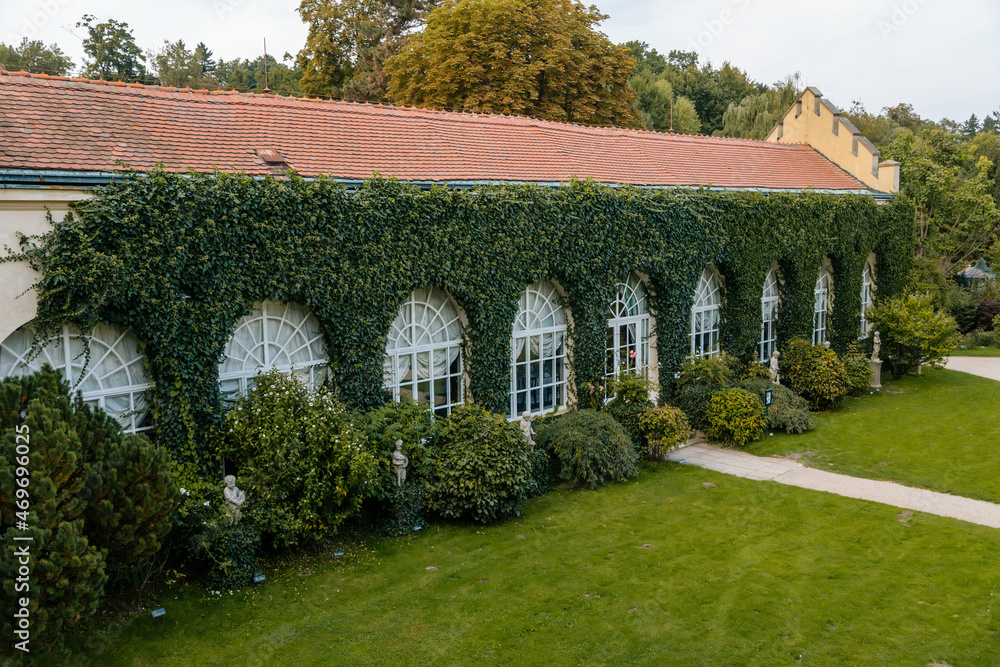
[871,331,881,362]
[519,411,535,451]
[223,475,245,525]
[392,439,409,487]
[769,350,781,385]
[823,340,831,348]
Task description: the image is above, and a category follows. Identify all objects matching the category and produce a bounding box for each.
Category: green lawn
[88,462,1000,666]
[950,346,1000,357]
[745,368,1000,503]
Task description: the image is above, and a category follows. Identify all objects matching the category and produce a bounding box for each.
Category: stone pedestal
[870,359,882,389]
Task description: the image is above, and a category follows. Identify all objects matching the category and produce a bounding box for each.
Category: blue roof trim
[0,169,890,198]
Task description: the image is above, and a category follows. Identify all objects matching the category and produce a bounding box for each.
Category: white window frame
[759,267,780,362]
[219,300,328,401]
[690,268,721,359]
[813,267,833,345]
[383,287,464,417]
[606,273,651,380]
[1,323,153,433]
[510,281,568,419]
[860,262,874,338]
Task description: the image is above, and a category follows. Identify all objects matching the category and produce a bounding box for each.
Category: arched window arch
[860,260,875,338]
[690,268,721,358]
[383,287,464,417]
[219,300,328,401]
[813,266,833,345]
[607,273,650,379]
[0,323,153,433]
[759,266,780,362]
[511,281,567,418]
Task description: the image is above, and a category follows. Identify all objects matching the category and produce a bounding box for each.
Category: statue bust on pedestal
[223,474,245,525]
[392,439,409,487]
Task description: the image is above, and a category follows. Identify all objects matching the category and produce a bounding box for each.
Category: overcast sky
[6,0,999,123]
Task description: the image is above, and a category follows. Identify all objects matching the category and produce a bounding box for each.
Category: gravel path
[945,356,1000,381]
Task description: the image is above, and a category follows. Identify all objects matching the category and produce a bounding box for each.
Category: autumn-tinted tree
[78,14,149,81]
[387,0,641,127]
[297,0,436,102]
[0,38,74,75]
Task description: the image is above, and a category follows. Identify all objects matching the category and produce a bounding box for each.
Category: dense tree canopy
[386,0,641,127]
[77,14,149,81]
[0,38,74,75]
[297,0,436,102]
[716,75,799,140]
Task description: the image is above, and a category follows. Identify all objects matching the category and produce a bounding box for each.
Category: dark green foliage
[638,405,691,459]
[204,524,262,589]
[224,370,377,550]
[673,384,716,431]
[842,346,873,395]
[373,484,425,537]
[740,361,772,381]
[707,387,766,447]
[736,379,814,434]
[425,404,531,523]
[10,170,914,471]
[605,371,655,453]
[945,285,979,333]
[525,446,552,498]
[0,367,175,659]
[675,353,737,389]
[781,338,849,409]
[536,409,638,489]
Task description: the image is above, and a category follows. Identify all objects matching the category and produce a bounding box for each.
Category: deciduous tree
[77,14,149,82]
[0,38,74,75]
[386,0,641,127]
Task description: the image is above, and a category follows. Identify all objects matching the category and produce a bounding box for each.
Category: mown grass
[87,459,1000,666]
[950,346,1000,357]
[745,368,1000,503]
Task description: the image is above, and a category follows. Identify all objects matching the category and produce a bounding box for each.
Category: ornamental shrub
[605,371,655,453]
[975,298,1000,331]
[706,387,766,447]
[224,369,377,550]
[535,409,638,489]
[868,295,959,379]
[638,405,691,459]
[203,523,262,589]
[736,379,814,434]
[424,404,532,523]
[780,338,848,409]
[944,286,978,333]
[740,361,772,381]
[842,345,873,395]
[675,353,737,389]
[673,384,717,431]
[373,484,426,537]
[0,366,177,660]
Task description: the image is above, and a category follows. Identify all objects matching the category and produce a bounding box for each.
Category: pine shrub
[536,409,638,489]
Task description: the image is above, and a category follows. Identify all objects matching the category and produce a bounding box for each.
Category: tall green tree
[153,40,206,88]
[0,38,74,75]
[297,0,436,102]
[77,14,149,81]
[387,0,641,127]
[629,68,700,134]
[716,75,800,139]
[215,55,303,95]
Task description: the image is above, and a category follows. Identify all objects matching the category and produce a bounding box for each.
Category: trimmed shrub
[224,370,377,550]
[842,345,873,395]
[673,384,716,431]
[944,285,978,333]
[536,409,638,489]
[0,367,176,660]
[525,446,553,498]
[425,404,531,523]
[868,295,959,379]
[707,388,766,447]
[675,353,737,389]
[638,405,691,459]
[204,523,262,589]
[736,379,814,434]
[605,371,654,453]
[781,338,848,409]
[373,484,425,537]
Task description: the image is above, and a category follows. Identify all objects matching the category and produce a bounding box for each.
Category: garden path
[666,441,1000,529]
[945,356,1000,381]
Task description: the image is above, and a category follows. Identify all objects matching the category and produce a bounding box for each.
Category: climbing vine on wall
[10,170,913,470]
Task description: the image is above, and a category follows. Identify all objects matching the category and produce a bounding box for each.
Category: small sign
[334,551,345,557]
[764,388,773,406]
[151,608,166,618]
[254,574,266,584]
[678,458,685,465]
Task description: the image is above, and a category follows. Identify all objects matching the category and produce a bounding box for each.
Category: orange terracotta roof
[0,72,869,191]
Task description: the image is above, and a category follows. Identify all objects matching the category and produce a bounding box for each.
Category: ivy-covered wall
[16,171,913,469]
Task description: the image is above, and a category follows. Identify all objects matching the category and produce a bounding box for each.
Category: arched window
[606,273,650,379]
[690,269,721,358]
[813,267,833,345]
[511,281,567,418]
[759,267,780,362]
[860,261,874,337]
[219,300,328,401]
[0,323,152,433]
[383,287,464,417]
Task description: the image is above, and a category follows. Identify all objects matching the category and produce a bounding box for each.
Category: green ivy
[10,170,913,470]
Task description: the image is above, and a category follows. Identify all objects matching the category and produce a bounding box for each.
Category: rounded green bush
[781,338,848,409]
[536,409,638,489]
[736,379,814,434]
[425,404,531,523]
[707,387,766,447]
[638,405,691,459]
